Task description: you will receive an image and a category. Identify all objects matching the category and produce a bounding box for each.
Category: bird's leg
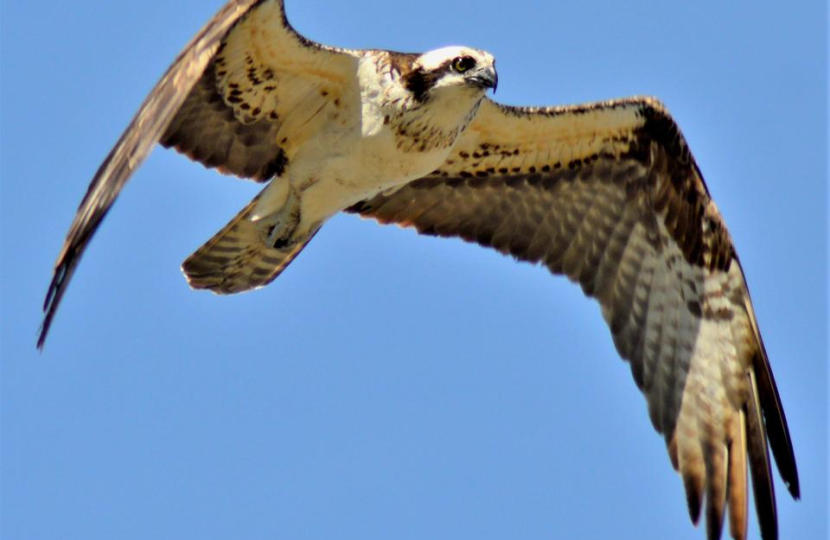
[261,184,303,249]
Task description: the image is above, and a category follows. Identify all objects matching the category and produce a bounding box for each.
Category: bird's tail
[182,189,320,294]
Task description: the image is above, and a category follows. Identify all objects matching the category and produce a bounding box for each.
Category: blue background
[2,1,826,539]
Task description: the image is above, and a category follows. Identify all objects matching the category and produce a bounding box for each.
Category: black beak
[472,67,498,93]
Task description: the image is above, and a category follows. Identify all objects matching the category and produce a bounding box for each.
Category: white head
[402,46,497,103]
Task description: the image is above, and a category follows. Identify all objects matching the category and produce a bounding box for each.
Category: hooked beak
[471,66,498,93]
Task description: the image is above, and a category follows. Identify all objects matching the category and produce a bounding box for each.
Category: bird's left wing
[347,97,798,540]
[39,0,359,348]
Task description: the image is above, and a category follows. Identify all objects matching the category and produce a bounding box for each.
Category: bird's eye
[451,56,476,73]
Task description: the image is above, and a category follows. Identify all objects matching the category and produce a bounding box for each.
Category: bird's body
[253,47,490,233]
[156,12,497,292]
[38,1,799,539]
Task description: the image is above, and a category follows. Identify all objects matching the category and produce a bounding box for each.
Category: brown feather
[39,0,362,347]
[751,341,800,499]
[347,96,798,539]
[182,191,319,294]
[38,0,267,348]
[727,412,749,540]
[746,369,778,540]
[160,61,290,181]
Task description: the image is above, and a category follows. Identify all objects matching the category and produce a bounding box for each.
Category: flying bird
[39,1,799,538]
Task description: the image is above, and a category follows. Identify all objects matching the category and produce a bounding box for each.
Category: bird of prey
[39,1,799,538]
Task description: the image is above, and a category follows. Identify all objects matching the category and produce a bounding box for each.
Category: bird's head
[403,46,497,103]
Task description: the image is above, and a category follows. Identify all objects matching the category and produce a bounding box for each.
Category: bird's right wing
[39,0,361,348]
[348,97,799,540]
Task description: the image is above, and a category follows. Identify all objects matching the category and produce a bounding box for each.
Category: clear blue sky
[1,1,826,539]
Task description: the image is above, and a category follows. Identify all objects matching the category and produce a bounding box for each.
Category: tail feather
[182,196,319,294]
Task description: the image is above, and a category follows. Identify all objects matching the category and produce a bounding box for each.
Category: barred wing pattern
[348,97,799,540]
[39,0,359,347]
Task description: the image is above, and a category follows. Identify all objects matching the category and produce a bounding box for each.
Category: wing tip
[36,325,49,351]
[752,349,800,501]
[682,471,704,525]
[746,369,780,540]
[37,262,70,351]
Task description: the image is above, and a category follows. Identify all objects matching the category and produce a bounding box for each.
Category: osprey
[39,1,799,539]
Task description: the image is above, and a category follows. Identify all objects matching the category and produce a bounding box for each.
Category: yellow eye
[451,56,476,73]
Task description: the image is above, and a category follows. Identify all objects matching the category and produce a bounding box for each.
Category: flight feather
[347,97,799,540]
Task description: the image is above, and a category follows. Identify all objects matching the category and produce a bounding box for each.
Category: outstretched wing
[347,97,799,540]
[38,0,360,348]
